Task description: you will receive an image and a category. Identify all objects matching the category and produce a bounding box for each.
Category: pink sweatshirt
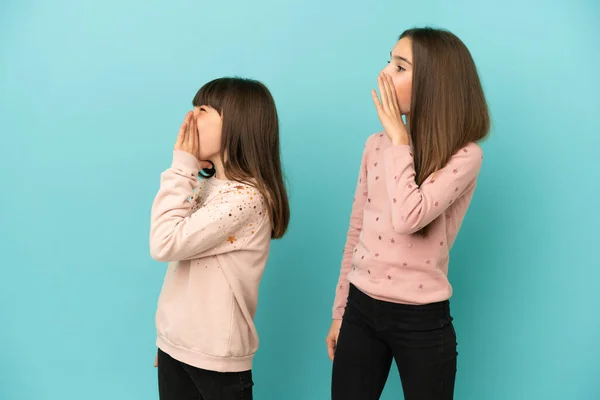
[150,150,271,372]
[333,133,483,319]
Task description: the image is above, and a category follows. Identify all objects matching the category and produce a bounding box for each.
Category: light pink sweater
[333,133,483,319]
[150,150,271,372]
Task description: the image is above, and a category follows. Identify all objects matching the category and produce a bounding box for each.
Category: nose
[380,64,393,75]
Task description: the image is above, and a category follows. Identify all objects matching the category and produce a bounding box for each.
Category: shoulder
[453,142,483,165]
[359,132,386,159]
[217,182,267,212]
[442,143,483,182]
[464,142,483,156]
[365,132,385,148]
[194,182,268,234]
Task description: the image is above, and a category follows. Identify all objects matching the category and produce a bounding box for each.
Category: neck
[211,157,227,180]
[405,115,412,145]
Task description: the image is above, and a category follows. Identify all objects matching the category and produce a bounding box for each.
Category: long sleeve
[150,150,266,262]
[383,143,482,235]
[332,141,370,319]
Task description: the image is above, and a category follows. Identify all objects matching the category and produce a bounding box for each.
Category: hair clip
[198,161,216,179]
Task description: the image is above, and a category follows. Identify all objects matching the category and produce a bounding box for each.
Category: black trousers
[332,284,457,400]
[157,349,253,400]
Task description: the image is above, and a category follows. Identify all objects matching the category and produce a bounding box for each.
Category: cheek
[197,121,222,156]
[393,77,412,111]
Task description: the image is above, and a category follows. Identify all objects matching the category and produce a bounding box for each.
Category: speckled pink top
[150,150,271,372]
[333,133,483,319]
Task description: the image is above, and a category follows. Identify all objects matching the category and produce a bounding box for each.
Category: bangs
[192,78,231,113]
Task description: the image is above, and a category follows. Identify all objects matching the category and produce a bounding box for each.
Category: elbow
[390,202,427,235]
[391,215,422,235]
[391,222,419,235]
[150,249,169,263]
[150,247,169,262]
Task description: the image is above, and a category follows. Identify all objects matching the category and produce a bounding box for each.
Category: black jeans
[332,284,457,400]
[157,349,253,400]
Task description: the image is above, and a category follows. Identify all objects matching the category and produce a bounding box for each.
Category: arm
[332,141,370,319]
[150,150,264,262]
[383,143,483,235]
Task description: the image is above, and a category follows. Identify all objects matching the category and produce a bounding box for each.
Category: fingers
[178,112,190,136]
[378,74,390,113]
[175,113,190,149]
[192,116,200,159]
[382,73,396,113]
[185,112,199,160]
[154,354,158,368]
[326,336,336,361]
[185,112,194,151]
[371,89,382,113]
[384,74,401,115]
[183,112,193,139]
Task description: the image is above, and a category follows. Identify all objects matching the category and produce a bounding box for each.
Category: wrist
[392,134,409,146]
[172,150,200,171]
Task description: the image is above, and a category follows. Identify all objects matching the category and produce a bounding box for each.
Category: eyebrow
[390,53,412,65]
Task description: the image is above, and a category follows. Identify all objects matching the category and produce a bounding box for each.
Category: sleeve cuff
[332,306,345,320]
[172,150,200,173]
[383,144,412,159]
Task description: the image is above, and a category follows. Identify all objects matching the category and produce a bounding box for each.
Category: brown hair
[192,77,290,239]
[401,27,489,182]
[400,28,490,234]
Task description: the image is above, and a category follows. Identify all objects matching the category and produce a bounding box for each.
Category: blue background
[1,0,599,399]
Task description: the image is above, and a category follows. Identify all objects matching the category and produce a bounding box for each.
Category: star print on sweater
[332,133,483,319]
[150,150,272,373]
